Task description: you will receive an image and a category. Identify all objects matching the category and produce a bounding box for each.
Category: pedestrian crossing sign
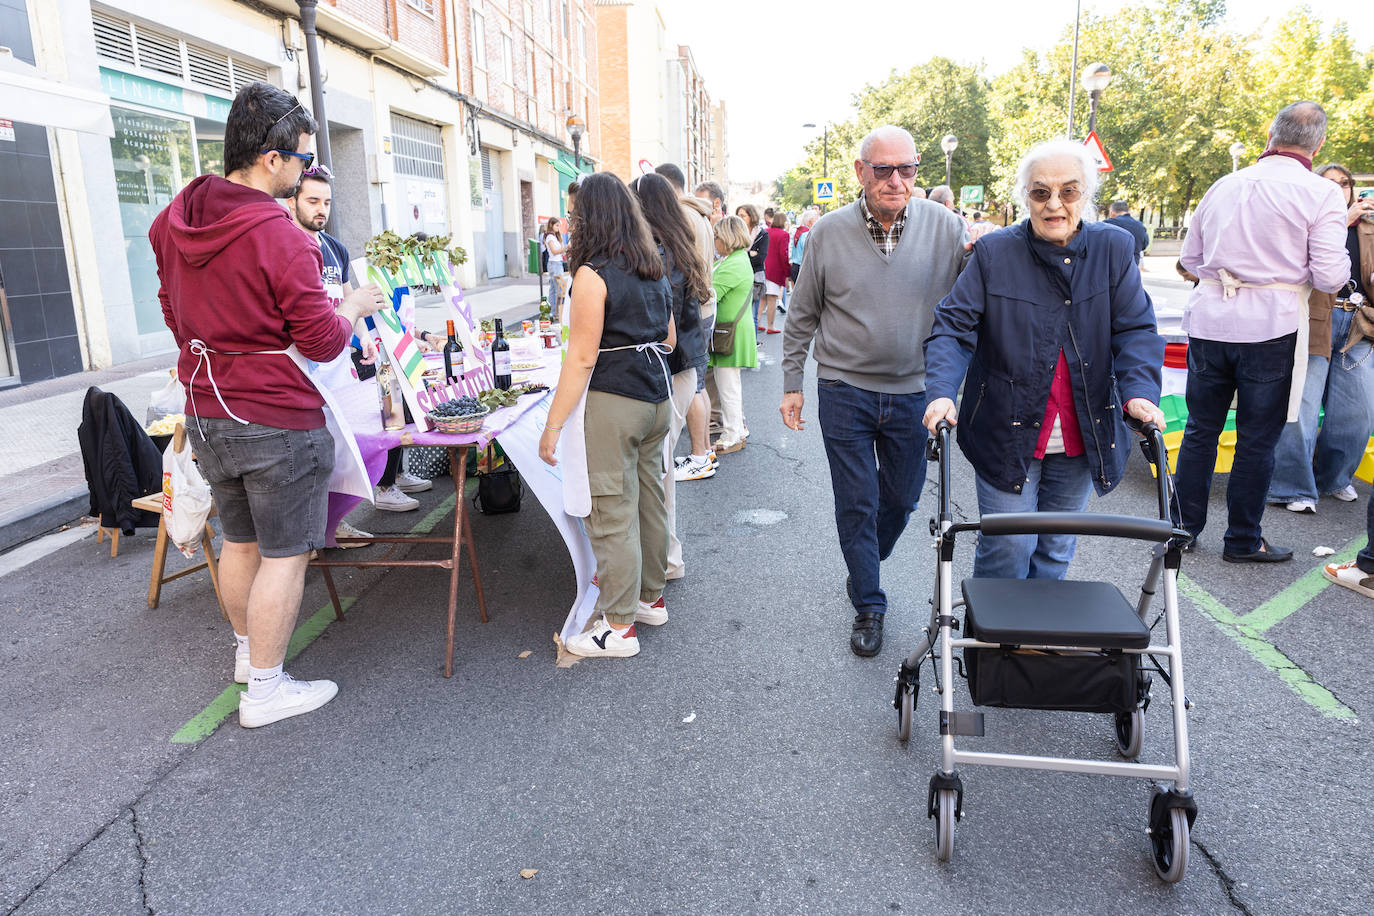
[813,178,836,204]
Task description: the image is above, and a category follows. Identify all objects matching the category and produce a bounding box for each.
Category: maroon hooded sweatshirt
[150,174,352,430]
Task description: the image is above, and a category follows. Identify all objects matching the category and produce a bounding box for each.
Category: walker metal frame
[893,420,1199,881]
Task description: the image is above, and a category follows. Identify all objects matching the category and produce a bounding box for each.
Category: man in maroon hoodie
[151,82,384,728]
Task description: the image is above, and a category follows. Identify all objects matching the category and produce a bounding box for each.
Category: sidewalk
[0,277,545,553]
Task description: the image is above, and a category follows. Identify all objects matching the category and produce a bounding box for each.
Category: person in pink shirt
[1175,100,1350,563]
[762,211,791,334]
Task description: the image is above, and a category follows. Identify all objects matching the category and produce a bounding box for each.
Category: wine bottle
[491,317,512,389]
[442,319,463,383]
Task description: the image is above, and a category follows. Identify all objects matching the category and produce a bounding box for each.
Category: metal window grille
[481,149,493,189]
[392,114,445,181]
[91,11,271,98]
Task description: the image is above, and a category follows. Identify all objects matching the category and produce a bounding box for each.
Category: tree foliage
[776,0,1374,223]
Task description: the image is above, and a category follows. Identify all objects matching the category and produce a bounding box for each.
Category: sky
[657,0,1374,183]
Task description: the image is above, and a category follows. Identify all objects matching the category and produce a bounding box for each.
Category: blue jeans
[817,380,927,614]
[973,454,1093,579]
[1174,334,1295,554]
[1269,309,1374,503]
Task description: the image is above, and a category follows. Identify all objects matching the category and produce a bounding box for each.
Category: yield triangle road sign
[1083,130,1113,172]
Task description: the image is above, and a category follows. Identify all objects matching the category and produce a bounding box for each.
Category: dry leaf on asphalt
[553,632,581,667]
[520,869,538,879]
[518,650,532,659]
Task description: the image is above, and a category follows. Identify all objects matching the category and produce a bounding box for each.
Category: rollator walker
[893,419,1198,882]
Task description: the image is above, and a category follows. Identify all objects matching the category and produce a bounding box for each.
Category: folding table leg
[320,566,345,621]
[444,446,466,678]
[147,519,169,609]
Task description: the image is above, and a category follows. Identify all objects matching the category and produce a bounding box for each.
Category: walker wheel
[896,684,915,743]
[934,789,957,861]
[1151,807,1190,883]
[1115,707,1143,758]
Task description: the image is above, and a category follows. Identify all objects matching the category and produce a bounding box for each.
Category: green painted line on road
[170,489,461,743]
[1177,574,1355,720]
[170,597,358,743]
[1239,534,1367,634]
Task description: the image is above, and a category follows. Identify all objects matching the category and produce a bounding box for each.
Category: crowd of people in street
[149,77,1374,729]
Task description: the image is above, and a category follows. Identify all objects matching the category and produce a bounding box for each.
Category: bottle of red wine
[442,319,463,383]
[491,317,512,389]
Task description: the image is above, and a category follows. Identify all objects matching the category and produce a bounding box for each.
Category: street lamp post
[941,134,958,189]
[802,121,829,178]
[566,114,586,168]
[1081,62,1112,135]
[1229,141,1245,173]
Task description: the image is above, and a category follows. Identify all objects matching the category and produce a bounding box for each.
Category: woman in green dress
[709,214,757,454]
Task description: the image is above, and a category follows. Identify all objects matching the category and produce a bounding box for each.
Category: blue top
[924,220,1164,495]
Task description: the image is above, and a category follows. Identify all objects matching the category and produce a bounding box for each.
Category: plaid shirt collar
[859,193,907,255]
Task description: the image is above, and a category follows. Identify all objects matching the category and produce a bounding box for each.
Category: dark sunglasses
[864,161,918,180]
[262,149,315,170]
[1028,186,1083,203]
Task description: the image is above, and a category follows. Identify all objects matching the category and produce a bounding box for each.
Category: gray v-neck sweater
[782,198,970,394]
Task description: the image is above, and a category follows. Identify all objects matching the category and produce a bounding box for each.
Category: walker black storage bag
[960,578,1148,714]
[475,465,522,514]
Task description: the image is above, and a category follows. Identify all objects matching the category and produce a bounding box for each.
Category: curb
[0,485,90,554]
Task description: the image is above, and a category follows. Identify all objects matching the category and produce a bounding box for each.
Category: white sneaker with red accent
[564,617,640,658]
[635,596,668,626]
[1323,560,1374,599]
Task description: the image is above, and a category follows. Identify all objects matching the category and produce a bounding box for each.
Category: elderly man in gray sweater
[781,125,969,657]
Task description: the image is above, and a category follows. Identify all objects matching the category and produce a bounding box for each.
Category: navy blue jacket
[924,220,1164,495]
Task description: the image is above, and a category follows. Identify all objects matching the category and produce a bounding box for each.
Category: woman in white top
[543,217,569,320]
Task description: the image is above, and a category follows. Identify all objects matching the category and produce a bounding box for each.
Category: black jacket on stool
[77,387,163,534]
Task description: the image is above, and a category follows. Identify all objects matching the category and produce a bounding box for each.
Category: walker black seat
[962,579,1150,649]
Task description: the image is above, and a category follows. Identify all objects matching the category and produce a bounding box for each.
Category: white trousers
[714,366,745,444]
[663,368,697,579]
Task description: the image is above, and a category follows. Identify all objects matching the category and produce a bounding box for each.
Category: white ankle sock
[234,632,249,657]
[246,664,283,699]
[690,453,708,462]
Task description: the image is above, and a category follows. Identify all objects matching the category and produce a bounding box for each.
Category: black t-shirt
[318,231,352,309]
[1347,225,1367,299]
[588,256,672,403]
[661,247,707,376]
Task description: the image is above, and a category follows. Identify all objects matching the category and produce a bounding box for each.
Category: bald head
[858,125,916,161]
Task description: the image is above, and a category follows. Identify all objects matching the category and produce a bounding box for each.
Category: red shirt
[1033,349,1086,458]
[150,175,352,430]
[764,226,791,285]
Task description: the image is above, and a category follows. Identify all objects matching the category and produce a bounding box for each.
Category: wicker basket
[426,406,489,435]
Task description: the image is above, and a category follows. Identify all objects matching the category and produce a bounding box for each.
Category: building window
[405,0,435,14]
[578,18,586,59]
[501,34,514,84]
[471,11,486,67]
[391,113,445,181]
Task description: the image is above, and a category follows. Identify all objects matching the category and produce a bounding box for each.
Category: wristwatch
[784,389,802,395]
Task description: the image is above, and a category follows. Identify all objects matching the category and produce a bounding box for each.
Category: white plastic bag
[147,369,184,425]
[163,440,213,558]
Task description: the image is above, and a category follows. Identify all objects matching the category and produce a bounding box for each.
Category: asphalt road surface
[4,283,1371,914]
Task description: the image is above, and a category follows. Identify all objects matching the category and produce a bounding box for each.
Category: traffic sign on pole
[1083,130,1114,172]
[812,178,836,204]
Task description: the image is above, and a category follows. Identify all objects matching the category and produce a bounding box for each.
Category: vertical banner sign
[350,256,432,430]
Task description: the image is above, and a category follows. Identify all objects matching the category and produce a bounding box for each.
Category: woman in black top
[632,172,712,580]
[539,172,677,659]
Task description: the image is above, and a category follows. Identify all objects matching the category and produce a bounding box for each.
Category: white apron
[185,339,373,503]
[560,341,677,518]
[1200,270,1311,422]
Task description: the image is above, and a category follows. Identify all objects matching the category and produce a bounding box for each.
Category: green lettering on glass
[99,68,185,113]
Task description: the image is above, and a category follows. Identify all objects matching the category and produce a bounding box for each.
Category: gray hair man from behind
[928,185,956,209]
[1103,200,1151,263]
[780,123,970,658]
[1173,99,1348,563]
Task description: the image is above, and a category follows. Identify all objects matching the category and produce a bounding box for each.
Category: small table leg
[444,446,466,678]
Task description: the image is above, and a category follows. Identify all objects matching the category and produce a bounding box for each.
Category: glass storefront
[99,68,230,341]
[109,107,198,336]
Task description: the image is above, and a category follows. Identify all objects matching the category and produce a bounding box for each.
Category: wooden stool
[131,425,228,621]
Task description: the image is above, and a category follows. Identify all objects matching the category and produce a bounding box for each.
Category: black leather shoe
[850,611,884,657]
[1222,538,1293,563]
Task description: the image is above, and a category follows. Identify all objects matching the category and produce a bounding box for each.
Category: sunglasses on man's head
[864,161,919,180]
[301,163,333,180]
[1028,186,1083,203]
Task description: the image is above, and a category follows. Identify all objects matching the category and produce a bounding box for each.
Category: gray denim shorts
[187,418,335,558]
[696,313,716,392]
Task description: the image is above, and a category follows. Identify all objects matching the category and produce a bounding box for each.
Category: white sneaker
[1323,560,1374,599]
[635,595,668,625]
[396,472,433,494]
[238,673,339,728]
[564,617,640,658]
[375,485,420,512]
[1285,500,1316,514]
[334,520,371,547]
[234,653,249,684]
[674,455,716,481]
[1332,485,1358,502]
